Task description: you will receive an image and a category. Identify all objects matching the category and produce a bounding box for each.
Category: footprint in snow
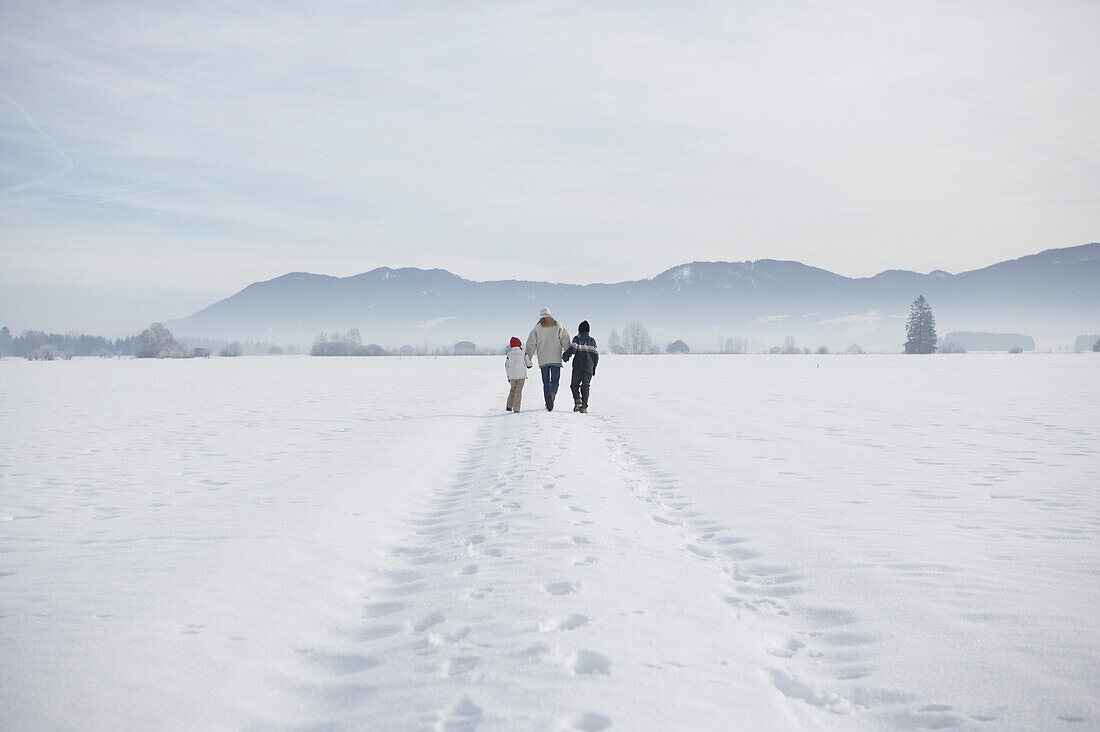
[769,669,852,714]
[650,515,679,526]
[465,587,494,600]
[905,705,966,728]
[711,535,748,546]
[363,601,405,618]
[545,581,579,596]
[766,638,805,658]
[835,665,871,680]
[686,544,715,559]
[559,614,590,630]
[438,696,483,732]
[721,546,763,561]
[307,652,382,676]
[349,624,402,642]
[412,611,445,633]
[513,643,551,661]
[444,627,471,643]
[572,651,612,676]
[574,712,613,731]
[539,614,591,632]
[442,655,481,678]
[380,569,424,585]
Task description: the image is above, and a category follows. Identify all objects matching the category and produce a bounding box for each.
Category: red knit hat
[509,337,522,348]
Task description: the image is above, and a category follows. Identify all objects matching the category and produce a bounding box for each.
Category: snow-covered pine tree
[904,295,937,354]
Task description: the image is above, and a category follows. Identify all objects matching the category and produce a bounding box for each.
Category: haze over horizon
[2,1,1098,335]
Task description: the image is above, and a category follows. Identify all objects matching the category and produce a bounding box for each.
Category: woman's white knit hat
[539,307,552,318]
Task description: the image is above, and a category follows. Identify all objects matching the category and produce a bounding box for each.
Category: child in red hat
[505,336,532,413]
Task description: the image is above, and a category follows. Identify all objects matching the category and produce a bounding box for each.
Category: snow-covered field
[1,354,1097,730]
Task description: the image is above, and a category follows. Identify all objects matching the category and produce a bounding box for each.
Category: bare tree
[608,329,623,354]
[722,337,746,354]
[623,322,653,354]
[134,323,187,358]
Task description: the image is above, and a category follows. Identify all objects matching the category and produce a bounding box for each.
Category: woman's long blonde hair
[538,316,558,328]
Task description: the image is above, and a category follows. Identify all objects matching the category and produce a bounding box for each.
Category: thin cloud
[0,88,74,194]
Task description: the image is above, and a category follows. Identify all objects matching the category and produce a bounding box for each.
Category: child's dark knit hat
[578,321,590,333]
[509,336,522,348]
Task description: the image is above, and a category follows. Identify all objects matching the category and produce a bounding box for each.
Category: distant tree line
[309,330,501,356]
[0,323,305,360]
[183,337,293,356]
[0,326,140,359]
[311,329,387,356]
[605,325,858,355]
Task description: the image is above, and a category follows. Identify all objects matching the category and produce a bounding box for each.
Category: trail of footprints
[277,408,971,729]
[279,417,613,731]
[596,414,978,727]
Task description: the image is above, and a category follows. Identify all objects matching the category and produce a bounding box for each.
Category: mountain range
[169,243,1100,351]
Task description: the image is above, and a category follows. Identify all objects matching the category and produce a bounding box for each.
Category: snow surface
[1,355,1097,730]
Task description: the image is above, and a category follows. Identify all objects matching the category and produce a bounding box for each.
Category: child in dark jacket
[563,320,598,413]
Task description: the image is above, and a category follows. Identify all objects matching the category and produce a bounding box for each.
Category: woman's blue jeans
[540,364,561,404]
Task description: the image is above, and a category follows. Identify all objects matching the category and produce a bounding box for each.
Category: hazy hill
[168,243,1100,351]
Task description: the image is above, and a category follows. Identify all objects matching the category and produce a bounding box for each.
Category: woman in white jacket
[524,307,572,411]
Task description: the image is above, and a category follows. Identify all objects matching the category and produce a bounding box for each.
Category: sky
[1,0,1098,335]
